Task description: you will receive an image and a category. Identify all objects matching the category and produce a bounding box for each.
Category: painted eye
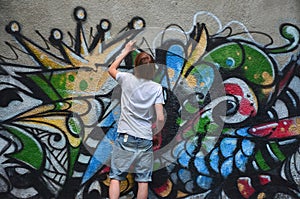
[211,97,239,117]
[225,57,235,68]
[226,99,239,116]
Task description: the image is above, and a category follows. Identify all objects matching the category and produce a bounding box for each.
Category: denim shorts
[109,133,153,182]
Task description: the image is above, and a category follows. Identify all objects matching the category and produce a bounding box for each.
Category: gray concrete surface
[0,0,299,57]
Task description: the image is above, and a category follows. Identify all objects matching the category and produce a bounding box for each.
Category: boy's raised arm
[108,40,136,79]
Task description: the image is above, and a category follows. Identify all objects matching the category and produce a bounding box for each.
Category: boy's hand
[108,40,136,79]
[124,40,136,53]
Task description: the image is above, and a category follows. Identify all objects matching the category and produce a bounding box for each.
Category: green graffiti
[29,74,61,100]
[269,142,286,161]
[68,116,82,135]
[7,127,43,170]
[79,80,88,91]
[203,43,243,70]
[241,44,274,86]
[68,74,75,82]
[195,116,211,135]
[255,150,271,171]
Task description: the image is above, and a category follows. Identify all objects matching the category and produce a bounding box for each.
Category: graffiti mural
[0,6,300,199]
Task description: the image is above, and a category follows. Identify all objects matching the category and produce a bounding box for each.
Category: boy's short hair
[134,52,155,80]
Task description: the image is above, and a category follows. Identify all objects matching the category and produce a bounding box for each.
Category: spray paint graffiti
[0,6,299,199]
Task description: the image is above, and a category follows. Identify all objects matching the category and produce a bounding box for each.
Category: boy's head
[134,52,155,80]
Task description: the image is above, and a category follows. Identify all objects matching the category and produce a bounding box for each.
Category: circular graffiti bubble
[100,19,111,31]
[51,29,63,40]
[74,6,87,21]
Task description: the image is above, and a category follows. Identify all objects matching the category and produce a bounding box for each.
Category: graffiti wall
[0,4,300,199]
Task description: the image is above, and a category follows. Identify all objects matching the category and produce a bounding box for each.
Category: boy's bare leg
[137,182,148,199]
[109,179,120,199]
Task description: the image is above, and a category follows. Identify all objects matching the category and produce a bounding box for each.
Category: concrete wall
[0,0,299,198]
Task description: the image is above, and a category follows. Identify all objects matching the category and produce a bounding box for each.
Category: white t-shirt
[116,72,164,140]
